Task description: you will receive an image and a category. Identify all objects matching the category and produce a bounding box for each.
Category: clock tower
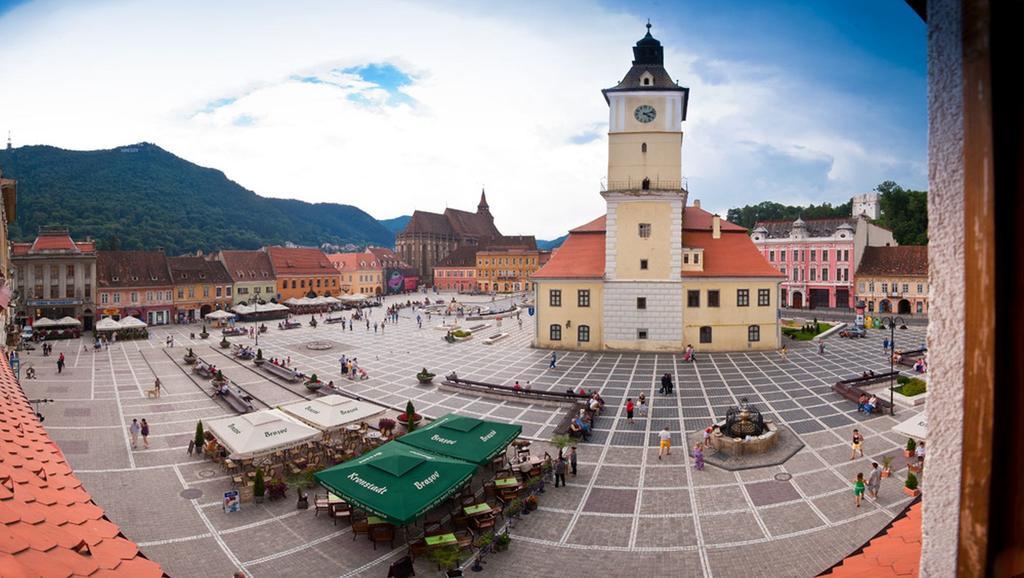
[601,23,691,350]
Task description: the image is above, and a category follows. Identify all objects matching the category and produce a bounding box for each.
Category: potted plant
[551,434,572,453]
[254,348,265,365]
[526,476,542,495]
[905,438,917,458]
[212,370,227,387]
[266,478,287,501]
[305,374,323,391]
[378,417,396,437]
[881,455,894,479]
[494,532,511,553]
[471,532,493,571]
[525,494,539,512]
[506,498,522,520]
[183,347,197,364]
[904,471,920,497]
[398,401,421,431]
[416,367,436,384]
[286,468,316,509]
[220,335,231,349]
[253,469,266,503]
[199,325,209,339]
[194,421,205,456]
[428,545,462,577]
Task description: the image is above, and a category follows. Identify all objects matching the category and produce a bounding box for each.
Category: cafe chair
[351,518,370,541]
[332,502,352,526]
[313,493,329,517]
[407,538,428,562]
[371,525,395,550]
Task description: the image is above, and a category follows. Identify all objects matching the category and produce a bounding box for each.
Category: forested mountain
[538,235,567,250]
[725,200,853,230]
[379,215,411,234]
[0,143,395,254]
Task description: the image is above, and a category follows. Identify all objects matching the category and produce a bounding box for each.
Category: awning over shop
[314,442,476,526]
[95,317,122,331]
[278,396,385,433]
[119,316,147,328]
[396,413,522,466]
[32,317,56,328]
[205,409,320,460]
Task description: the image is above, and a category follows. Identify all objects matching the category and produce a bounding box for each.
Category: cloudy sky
[0,0,926,239]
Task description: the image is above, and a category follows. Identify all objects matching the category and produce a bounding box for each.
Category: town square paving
[18,293,924,577]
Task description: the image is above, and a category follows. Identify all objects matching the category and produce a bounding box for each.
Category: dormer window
[111,276,119,282]
[639,71,654,86]
[130,275,138,281]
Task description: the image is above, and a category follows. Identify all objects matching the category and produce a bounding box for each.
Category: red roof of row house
[265,246,335,277]
[166,257,232,286]
[217,250,276,283]
[533,208,782,280]
[365,247,412,270]
[96,251,172,289]
[0,355,164,577]
[326,252,380,272]
[855,246,928,277]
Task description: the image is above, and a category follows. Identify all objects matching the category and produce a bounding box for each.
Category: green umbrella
[397,413,523,466]
[314,441,476,526]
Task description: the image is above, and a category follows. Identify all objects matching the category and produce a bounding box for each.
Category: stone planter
[253,358,265,366]
[881,469,891,479]
[183,355,197,365]
[199,332,209,339]
[417,374,435,385]
[903,486,920,498]
[212,377,228,388]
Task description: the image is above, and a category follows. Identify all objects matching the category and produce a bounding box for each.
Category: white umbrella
[205,309,234,320]
[231,304,254,315]
[284,298,301,305]
[57,316,82,326]
[33,317,56,328]
[205,409,320,460]
[279,396,385,433]
[118,316,147,328]
[95,317,122,331]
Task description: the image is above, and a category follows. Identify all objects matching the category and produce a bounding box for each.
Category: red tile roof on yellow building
[822,500,921,577]
[856,246,928,277]
[326,252,378,271]
[532,207,780,279]
[265,246,335,276]
[0,356,163,577]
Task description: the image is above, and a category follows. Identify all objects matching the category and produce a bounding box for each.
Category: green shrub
[254,468,266,497]
[906,438,917,452]
[896,375,910,385]
[905,471,919,490]
[194,421,205,451]
[895,378,927,397]
[452,330,471,338]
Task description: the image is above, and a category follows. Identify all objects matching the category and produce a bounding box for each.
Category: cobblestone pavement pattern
[19,293,924,577]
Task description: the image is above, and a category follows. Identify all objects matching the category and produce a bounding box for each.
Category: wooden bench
[443,373,589,405]
[220,384,255,413]
[324,317,346,324]
[482,333,509,345]
[259,362,301,382]
[831,371,899,413]
[193,359,214,378]
[279,321,301,330]
[893,348,927,367]
[223,327,246,336]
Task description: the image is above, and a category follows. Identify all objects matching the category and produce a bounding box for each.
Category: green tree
[873,181,928,245]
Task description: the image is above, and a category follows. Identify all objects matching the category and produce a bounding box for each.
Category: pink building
[432,247,478,293]
[750,216,895,309]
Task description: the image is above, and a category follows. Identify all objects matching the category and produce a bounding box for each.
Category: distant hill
[379,215,410,234]
[538,235,567,250]
[0,143,395,255]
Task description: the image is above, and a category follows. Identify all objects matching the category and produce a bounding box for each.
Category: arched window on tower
[641,143,647,153]
[643,77,650,85]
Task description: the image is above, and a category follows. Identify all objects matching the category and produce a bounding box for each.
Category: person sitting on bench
[862,395,878,414]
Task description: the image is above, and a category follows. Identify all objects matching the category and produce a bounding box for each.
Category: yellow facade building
[476,244,547,294]
[855,246,929,315]
[532,26,783,353]
[327,251,384,296]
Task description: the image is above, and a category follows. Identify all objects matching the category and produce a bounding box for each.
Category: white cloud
[0,0,925,239]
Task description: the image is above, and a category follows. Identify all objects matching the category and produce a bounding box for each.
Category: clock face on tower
[634,104,657,123]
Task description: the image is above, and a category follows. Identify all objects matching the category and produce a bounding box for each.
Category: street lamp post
[254,300,260,347]
[883,315,907,416]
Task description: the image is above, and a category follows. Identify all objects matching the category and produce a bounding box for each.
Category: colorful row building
[10,228,417,328]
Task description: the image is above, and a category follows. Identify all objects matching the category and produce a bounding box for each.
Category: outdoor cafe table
[328,492,345,504]
[367,515,386,526]
[463,503,492,517]
[425,533,457,548]
[494,478,518,489]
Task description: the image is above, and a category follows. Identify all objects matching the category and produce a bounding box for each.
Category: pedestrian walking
[850,428,864,460]
[658,427,672,460]
[56,353,65,374]
[637,394,648,418]
[518,318,523,330]
[703,426,712,447]
[915,441,926,469]
[693,442,705,471]
[853,472,866,507]
[554,455,567,487]
[625,398,635,424]
[567,445,578,476]
[549,352,557,369]
[818,341,826,355]
[780,345,788,360]
[140,419,150,449]
[867,462,882,499]
[883,338,890,352]
[129,419,141,449]
[152,378,161,398]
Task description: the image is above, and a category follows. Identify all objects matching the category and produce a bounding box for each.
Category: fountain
[710,398,780,456]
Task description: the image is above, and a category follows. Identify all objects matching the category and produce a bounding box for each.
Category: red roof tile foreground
[0,355,163,577]
[822,500,921,577]
[682,206,746,232]
[856,246,928,277]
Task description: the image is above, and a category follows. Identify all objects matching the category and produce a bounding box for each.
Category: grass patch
[781,322,830,341]
[893,377,927,396]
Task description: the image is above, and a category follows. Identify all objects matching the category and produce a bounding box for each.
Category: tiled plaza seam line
[90,342,96,400]
[706,354,773,539]
[558,353,628,545]
[756,349,904,521]
[172,464,248,575]
[627,353,658,549]
[106,346,136,469]
[676,353,713,578]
